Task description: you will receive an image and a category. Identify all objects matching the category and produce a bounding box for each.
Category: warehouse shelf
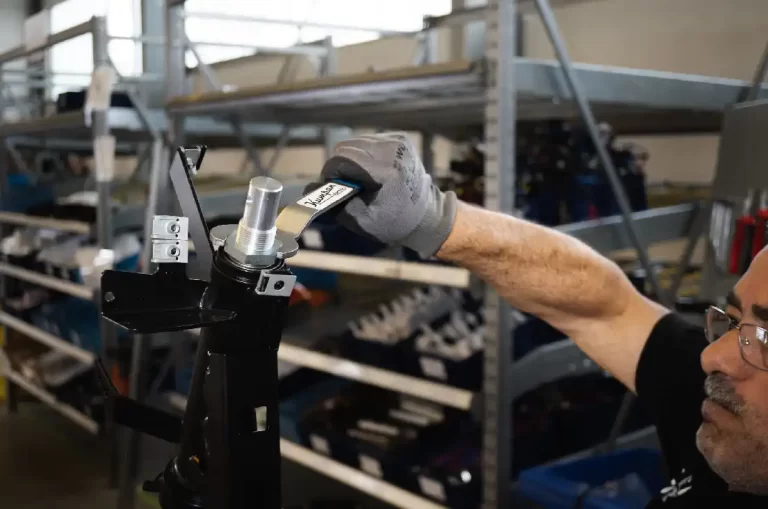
[166,59,768,136]
[0,310,96,364]
[279,343,475,410]
[0,108,323,148]
[167,394,446,509]
[287,251,472,288]
[280,439,447,509]
[0,262,95,300]
[187,327,474,410]
[3,368,100,434]
[0,212,91,234]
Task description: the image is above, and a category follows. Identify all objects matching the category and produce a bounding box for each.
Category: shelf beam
[0,311,95,365]
[280,439,447,509]
[279,343,474,410]
[0,262,94,300]
[3,369,100,434]
[287,251,472,288]
[0,212,91,234]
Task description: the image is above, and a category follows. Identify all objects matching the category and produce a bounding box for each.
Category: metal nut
[223,234,280,268]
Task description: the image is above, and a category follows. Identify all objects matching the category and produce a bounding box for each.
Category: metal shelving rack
[0,17,120,437]
[122,1,767,509]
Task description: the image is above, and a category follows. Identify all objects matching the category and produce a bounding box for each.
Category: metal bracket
[151,215,189,264]
[255,271,296,297]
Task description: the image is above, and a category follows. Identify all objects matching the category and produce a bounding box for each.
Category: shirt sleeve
[635,312,708,475]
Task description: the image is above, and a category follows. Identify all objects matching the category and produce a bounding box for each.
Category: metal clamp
[151,215,189,264]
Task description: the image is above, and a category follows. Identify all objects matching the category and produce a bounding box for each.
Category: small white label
[24,10,51,54]
[70,330,81,347]
[94,135,116,182]
[86,66,116,113]
[301,228,324,249]
[309,434,330,456]
[299,182,356,211]
[359,454,383,478]
[419,356,448,381]
[419,476,447,501]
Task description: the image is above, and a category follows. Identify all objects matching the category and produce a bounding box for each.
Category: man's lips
[702,398,737,424]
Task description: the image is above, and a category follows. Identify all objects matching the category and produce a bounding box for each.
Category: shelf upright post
[90,13,121,490]
[0,119,17,414]
[482,0,516,507]
[421,28,437,175]
[320,37,350,159]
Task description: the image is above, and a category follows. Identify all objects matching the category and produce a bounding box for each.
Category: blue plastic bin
[518,448,665,509]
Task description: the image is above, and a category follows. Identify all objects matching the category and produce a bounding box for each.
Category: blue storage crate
[518,448,665,509]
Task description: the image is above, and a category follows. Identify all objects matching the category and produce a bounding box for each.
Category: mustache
[705,374,746,416]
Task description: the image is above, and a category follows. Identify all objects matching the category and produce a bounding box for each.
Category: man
[320,132,768,507]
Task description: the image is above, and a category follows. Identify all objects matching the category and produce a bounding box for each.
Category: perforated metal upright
[482,0,516,507]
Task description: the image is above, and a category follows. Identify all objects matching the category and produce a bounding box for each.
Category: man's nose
[701,328,752,379]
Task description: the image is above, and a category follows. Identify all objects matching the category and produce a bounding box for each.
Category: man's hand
[321,133,457,258]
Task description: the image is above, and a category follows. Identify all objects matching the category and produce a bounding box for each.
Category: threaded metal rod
[235,177,282,254]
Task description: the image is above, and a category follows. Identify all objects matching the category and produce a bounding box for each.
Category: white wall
[190,0,768,186]
[523,0,768,183]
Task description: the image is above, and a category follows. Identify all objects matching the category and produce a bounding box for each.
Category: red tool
[752,189,768,259]
[730,191,756,275]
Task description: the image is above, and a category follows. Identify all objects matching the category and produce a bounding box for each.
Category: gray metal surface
[166,58,768,136]
[557,203,700,254]
[711,100,768,202]
[508,339,598,401]
[482,0,515,507]
[0,109,323,147]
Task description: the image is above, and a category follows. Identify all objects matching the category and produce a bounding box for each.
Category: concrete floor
[0,405,117,509]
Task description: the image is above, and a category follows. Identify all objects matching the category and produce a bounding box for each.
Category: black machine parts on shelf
[440,121,649,226]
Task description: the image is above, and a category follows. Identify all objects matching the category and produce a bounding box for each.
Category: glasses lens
[739,324,768,371]
[706,307,733,343]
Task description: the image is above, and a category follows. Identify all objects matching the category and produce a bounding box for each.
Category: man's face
[698,249,768,494]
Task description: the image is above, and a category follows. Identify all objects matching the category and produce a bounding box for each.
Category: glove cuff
[401,187,457,258]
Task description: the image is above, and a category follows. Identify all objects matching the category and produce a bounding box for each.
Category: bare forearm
[438,202,630,323]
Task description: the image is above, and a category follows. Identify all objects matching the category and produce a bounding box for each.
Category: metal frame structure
[141,2,768,509]
[0,1,744,509]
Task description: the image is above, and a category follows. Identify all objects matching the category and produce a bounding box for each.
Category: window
[49,0,140,97]
[184,0,452,65]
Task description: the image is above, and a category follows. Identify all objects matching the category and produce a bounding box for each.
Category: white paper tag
[301,228,324,249]
[93,135,116,182]
[419,356,448,381]
[24,10,51,54]
[359,454,383,478]
[309,434,330,456]
[299,182,356,211]
[419,476,447,501]
[86,66,117,113]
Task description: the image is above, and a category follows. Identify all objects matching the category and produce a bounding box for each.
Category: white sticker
[24,10,51,54]
[419,356,448,381]
[86,66,117,113]
[301,228,324,249]
[299,182,356,211]
[71,330,81,347]
[309,434,330,456]
[419,476,447,501]
[93,135,116,182]
[359,454,383,478]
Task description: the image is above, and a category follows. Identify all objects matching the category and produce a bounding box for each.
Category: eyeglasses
[706,306,768,372]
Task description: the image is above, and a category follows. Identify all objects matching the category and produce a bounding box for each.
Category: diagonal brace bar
[533,0,669,306]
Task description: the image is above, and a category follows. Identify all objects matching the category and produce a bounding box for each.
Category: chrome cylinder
[235,177,282,254]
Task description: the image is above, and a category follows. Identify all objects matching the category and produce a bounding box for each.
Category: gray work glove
[320,133,457,258]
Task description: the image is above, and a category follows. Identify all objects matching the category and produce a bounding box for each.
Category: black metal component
[169,146,214,277]
[100,266,235,333]
[95,359,183,444]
